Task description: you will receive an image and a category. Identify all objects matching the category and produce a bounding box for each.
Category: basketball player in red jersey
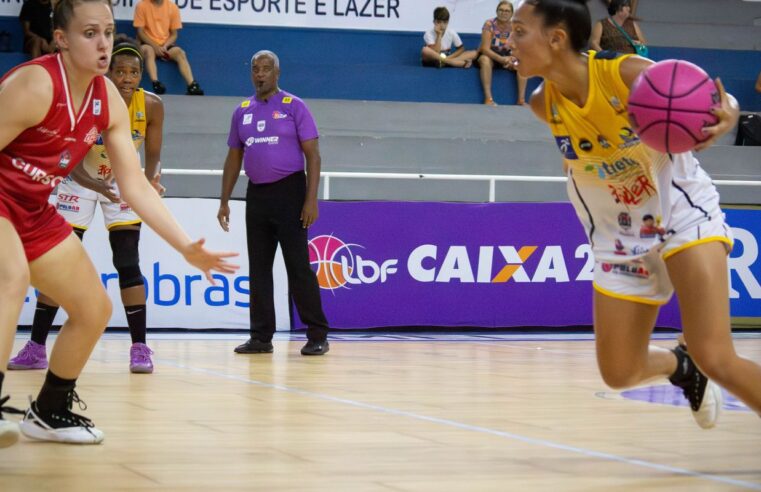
[507,0,761,428]
[0,0,238,447]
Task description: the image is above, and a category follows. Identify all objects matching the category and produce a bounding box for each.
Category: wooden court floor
[1,332,760,491]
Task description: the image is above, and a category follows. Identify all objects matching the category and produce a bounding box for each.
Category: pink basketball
[627,60,720,153]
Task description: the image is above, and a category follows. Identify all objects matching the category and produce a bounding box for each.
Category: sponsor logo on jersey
[272,111,288,119]
[245,137,254,147]
[282,97,293,104]
[58,193,79,203]
[252,136,279,145]
[84,126,99,145]
[579,139,593,152]
[586,156,642,180]
[58,150,71,169]
[597,135,611,149]
[257,120,266,132]
[243,114,253,125]
[11,157,65,188]
[618,212,631,230]
[36,126,59,137]
[241,100,251,108]
[608,96,625,114]
[618,127,640,148]
[555,136,578,160]
[93,99,101,116]
[136,111,145,121]
[57,203,80,212]
[600,262,650,278]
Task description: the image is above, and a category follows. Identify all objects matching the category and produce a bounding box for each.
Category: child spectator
[421,6,478,69]
[133,0,204,95]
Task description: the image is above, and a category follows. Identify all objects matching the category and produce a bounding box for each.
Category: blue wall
[1,16,760,109]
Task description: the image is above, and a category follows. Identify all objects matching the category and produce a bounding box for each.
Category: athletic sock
[125,304,147,344]
[30,303,59,345]
[668,344,694,386]
[36,371,77,415]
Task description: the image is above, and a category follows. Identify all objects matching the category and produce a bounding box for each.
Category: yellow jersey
[544,51,723,261]
[83,88,148,179]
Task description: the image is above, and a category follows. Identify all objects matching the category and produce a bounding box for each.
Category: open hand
[182,238,239,284]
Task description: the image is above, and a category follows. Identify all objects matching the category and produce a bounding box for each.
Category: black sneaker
[234,338,273,354]
[19,393,104,444]
[301,340,329,356]
[151,80,166,94]
[0,395,23,448]
[186,81,204,96]
[669,344,722,429]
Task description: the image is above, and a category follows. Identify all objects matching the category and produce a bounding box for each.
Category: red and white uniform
[0,53,110,260]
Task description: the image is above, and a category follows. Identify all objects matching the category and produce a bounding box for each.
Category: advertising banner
[19,198,291,330]
[0,0,500,33]
[18,199,760,331]
[298,201,761,330]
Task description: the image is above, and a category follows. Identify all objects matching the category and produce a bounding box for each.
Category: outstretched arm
[102,80,238,282]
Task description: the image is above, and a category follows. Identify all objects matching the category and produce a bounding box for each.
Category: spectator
[133,0,204,95]
[478,1,527,106]
[421,6,478,68]
[589,0,647,55]
[19,0,55,59]
[756,70,761,93]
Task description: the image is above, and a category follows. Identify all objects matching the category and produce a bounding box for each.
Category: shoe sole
[234,349,273,354]
[0,423,20,448]
[7,363,47,370]
[19,420,104,444]
[130,366,154,374]
[693,380,722,429]
[301,347,329,356]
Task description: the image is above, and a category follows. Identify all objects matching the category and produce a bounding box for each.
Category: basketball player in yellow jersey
[507,0,761,428]
[9,37,165,374]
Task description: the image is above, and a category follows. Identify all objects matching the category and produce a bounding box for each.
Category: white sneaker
[19,397,104,444]
[692,379,723,429]
[0,419,20,448]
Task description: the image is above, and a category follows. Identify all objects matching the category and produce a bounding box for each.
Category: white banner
[19,198,291,331]
[0,0,500,33]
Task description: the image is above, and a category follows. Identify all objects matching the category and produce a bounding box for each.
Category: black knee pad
[109,228,143,289]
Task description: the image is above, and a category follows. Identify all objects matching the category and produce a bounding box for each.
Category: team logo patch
[554,136,578,160]
[282,97,293,104]
[257,120,266,132]
[58,150,71,169]
[84,126,99,146]
[243,114,253,125]
[272,110,288,119]
[93,99,101,116]
[618,127,640,148]
[135,111,145,121]
[241,100,251,108]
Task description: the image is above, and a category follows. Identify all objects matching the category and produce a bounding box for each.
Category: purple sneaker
[8,341,48,370]
[129,343,154,374]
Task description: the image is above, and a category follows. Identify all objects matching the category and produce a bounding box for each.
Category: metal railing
[160,169,761,202]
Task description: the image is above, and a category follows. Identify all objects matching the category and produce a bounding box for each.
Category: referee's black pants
[245,171,329,342]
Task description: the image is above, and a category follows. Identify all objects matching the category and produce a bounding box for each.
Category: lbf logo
[308,235,397,291]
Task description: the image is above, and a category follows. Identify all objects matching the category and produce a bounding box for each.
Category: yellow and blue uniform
[56,89,150,230]
[544,51,732,304]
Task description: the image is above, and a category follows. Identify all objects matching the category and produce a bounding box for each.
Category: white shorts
[593,217,733,305]
[55,178,141,231]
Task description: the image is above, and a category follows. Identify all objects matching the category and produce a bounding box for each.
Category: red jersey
[0,53,110,260]
[0,53,110,207]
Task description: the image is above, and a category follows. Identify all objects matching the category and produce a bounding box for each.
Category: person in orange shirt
[133,0,203,95]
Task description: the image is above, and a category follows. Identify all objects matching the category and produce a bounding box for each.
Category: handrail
[159,169,761,202]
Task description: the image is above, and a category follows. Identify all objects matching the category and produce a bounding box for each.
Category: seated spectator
[477,1,527,106]
[133,0,204,95]
[19,0,55,59]
[589,0,647,55]
[421,6,478,69]
[756,70,761,93]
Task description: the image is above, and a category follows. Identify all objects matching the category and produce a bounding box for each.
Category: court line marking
[159,357,761,491]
